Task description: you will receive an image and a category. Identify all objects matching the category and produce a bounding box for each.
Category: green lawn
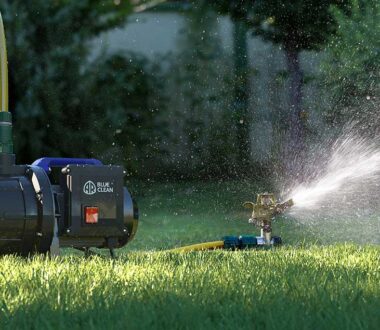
[126,179,315,250]
[0,180,379,329]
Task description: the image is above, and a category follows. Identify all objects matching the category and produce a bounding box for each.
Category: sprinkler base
[222,235,282,250]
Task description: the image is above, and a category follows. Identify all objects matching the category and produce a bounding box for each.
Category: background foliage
[0,0,165,176]
[0,0,379,178]
[322,0,380,128]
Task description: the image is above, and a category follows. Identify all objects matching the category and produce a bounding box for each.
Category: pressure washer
[0,13,138,256]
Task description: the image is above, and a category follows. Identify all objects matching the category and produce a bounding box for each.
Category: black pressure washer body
[0,114,138,256]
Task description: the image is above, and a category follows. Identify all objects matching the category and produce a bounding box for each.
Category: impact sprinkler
[0,13,138,257]
[170,193,294,252]
[243,193,294,246]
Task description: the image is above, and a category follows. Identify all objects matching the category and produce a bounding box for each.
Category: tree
[322,0,380,128]
[250,0,348,158]
[165,2,234,177]
[209,1,254,170]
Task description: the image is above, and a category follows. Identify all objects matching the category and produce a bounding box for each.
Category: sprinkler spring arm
[242,202,256,223]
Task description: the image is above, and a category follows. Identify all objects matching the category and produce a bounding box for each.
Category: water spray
[279,132,380,244]
[0,13,138,256]
[289,136,380,211]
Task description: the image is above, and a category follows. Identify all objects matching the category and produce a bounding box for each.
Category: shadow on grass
[2,287,379,330]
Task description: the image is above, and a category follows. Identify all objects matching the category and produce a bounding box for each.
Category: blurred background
[0,0,378,182]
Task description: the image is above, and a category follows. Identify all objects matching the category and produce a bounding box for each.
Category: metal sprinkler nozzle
[243,193,294,245]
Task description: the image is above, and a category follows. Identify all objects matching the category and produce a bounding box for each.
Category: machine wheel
[272,236,282,245]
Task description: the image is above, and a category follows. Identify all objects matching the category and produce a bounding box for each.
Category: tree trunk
[233,20,250,171]
[284,44,305,171]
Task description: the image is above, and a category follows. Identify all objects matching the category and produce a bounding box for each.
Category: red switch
[85,207,99,224]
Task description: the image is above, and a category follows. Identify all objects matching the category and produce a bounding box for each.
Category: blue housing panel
[32,157,103,173]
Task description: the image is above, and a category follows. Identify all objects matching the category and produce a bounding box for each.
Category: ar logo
[83,180,96,195]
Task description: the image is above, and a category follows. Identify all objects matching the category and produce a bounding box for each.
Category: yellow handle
[0,12,9,112]
[168,241,224,252]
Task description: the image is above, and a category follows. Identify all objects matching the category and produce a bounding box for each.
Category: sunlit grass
[0,245,379,329]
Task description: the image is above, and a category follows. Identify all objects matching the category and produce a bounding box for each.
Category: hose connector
[0,111,13,154]
[0,12,12,155]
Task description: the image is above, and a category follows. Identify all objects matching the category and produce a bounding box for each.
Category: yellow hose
[169,240,224,252]
[0,12,8,112]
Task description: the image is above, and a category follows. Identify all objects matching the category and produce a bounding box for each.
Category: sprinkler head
[243,193,294,221]
[243,194,294,246]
